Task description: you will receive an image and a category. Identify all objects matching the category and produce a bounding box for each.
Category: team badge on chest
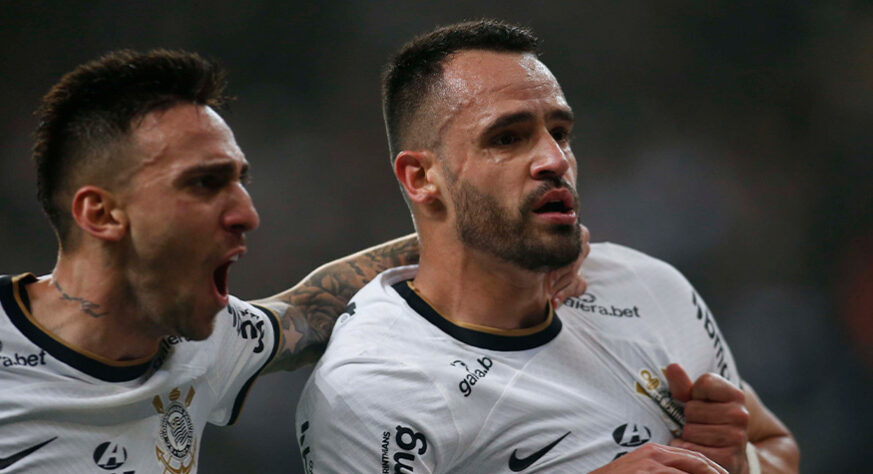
[153,387,197,473]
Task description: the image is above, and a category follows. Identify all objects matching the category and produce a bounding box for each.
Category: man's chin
[516,232,581,272]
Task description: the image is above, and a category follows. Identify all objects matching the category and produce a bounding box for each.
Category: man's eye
[551,128,571,143]
[240,172,252,187]
[192,175,223,189]
[492,132,521,147]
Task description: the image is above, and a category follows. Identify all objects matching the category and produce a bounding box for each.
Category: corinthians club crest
[153,387,197,473]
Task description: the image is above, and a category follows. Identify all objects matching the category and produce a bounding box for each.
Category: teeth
[230,254,240,262]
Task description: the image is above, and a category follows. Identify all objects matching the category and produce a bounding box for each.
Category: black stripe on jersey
[0,274,153,382]
[393,280,562,351]
[226,302,282,425]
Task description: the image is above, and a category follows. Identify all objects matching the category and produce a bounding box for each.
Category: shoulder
[213,296,279,334]
[584,242,692,291]
[322,265,422,350]
[303,265,450,414]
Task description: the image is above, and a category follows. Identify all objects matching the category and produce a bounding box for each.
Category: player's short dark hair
[381,19,540,160]
[34,49,229,246]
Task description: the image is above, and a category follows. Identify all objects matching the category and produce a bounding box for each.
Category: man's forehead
[442,51,564,100]
[132,103,245,170]
[422,50,571,144]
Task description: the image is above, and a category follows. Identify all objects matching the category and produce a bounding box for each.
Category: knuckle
[635,443,659,456]
[729,406,750,426]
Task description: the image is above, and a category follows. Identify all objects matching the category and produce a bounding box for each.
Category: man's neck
[26,252,162,362]
[412,243,551,330]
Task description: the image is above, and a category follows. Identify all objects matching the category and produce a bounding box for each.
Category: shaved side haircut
[381,19,540,162]
[34,49,229,248]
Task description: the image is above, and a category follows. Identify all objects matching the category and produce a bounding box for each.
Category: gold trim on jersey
[406,281,554,337]
[11,273,159,366]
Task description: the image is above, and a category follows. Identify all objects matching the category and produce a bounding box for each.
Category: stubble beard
[124,250,217,342]
[447,177,581,272]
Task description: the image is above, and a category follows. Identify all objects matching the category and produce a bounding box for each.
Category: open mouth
[213,262,231,297]
[212,253,241,299]
[532,188,576,215]
[533,199,573,214]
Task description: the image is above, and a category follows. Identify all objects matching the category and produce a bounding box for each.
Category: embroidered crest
[153,387,197,473]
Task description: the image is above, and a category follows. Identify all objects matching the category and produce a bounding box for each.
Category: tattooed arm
[251,234,420,373]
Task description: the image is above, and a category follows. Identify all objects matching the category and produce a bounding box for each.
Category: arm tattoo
[257,234,419,373]
[54,281,108,318]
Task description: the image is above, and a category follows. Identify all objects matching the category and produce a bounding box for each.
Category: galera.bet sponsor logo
[563,293,641,318]
[0,340,47,368]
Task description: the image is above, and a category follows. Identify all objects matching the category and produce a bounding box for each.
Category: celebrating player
[296,20,799,473]
[0,48,584,473]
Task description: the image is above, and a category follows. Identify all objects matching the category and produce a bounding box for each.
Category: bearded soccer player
[0,49,584,473]
[296,20,799,473]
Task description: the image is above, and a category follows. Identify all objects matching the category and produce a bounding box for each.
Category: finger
[552,277,586,308]
[646,443,729,474]
[680,422,748,448]
[669,439,744,473]
[665,363,694,403]
[684,400,750,426]
[690,373,745,404]
[579,224,591,260]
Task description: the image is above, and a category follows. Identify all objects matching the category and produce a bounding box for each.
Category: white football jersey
[0,273,280,473]
[296,243,740,473]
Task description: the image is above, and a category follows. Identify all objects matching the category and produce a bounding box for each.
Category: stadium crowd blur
[1,1,870,472]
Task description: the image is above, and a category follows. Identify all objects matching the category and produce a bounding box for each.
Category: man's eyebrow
[548,108,575,124]
[175,161,247,182]
[481,111,536,136]
[481,108,574,137]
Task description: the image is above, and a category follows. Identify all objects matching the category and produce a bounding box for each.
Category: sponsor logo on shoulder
[299,421,313,474]
[0,349,47,368]
[450,356,493,397]
[564,293,641,318]
[228,304,266,353]
[691,291,731,380]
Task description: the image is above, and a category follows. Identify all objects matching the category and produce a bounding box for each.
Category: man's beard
[446,175,581,272]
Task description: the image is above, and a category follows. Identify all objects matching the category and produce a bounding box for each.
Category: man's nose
[222,183,260,234]
[530,133,571,180]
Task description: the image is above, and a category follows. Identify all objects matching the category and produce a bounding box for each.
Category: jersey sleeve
[296,356,457,474]
[206,297,281,426]
[598,243,742,385]
[617,243,741,384]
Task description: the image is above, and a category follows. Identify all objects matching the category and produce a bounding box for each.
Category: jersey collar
[0,274,157,382]
[392,280,562,351]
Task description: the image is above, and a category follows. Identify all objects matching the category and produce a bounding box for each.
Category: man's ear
[70,186,127,242]
[394,150,442,204]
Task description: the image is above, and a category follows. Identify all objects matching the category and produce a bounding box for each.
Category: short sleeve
[612,243,742,385]
[296,357,457,474]
[207,297,281,425]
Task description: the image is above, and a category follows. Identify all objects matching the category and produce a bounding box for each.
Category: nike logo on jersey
[508,431,570,471]
[0,436,57,469]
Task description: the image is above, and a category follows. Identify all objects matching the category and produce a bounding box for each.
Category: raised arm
[252,234,419,373]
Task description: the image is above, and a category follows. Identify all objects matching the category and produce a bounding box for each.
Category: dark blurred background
[1,1,871,472]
